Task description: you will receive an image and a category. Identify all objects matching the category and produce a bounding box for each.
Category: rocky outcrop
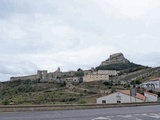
[100,53,130,66]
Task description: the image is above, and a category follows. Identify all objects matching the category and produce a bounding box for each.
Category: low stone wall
[10,75,37,81]
[0,102,159,112]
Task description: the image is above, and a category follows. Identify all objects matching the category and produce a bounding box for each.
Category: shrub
[123,83,130,88]
[111,88,116,93]
[103,81,112,86]
[79,93,83,96]
[2,99,9,105]
[60,81,66,87]
[131,79,141,85]
[79,100,86,104]
[148,90,153,93]
[157,92,160,97]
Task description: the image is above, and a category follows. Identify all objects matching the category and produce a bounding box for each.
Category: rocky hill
[97,53,148,72]
[100,53,130,66]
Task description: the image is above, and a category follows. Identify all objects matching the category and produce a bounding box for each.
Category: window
[102,100,106,104]
[117,101,121,103]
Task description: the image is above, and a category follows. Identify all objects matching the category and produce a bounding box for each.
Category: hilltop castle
[10,67,84,83]
[10,53,124,83]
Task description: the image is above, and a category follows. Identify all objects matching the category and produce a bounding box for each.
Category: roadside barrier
[0,102,159,112]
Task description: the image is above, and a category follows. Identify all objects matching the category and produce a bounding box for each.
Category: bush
[2,99,9,105]
[157,92,160,97]
[17,84,32,92]
[79,100,86,104]
[123,83,130,88]
[108,86,112,89]
[79,93,83,96]
[103,81,112,86]
[148,90,153,93]
[60,81,66,87]
[131,79,141,85]
[111,88,116,93]
[87,91,97,94]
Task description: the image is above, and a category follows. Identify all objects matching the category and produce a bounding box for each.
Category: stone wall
[10,68,84,82]
[10,75,37,81]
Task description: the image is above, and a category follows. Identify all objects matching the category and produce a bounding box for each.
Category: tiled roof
[119,90,146,101]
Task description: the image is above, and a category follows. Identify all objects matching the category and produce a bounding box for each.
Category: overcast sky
[0,0,160,81]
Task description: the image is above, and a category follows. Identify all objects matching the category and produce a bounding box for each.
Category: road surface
[0,105,160,120]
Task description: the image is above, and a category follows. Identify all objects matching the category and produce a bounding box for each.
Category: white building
[144,91,158,102]
[97,90,158,104]
[141,78,160,90]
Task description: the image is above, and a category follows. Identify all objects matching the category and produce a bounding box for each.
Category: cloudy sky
[0,0,160,81]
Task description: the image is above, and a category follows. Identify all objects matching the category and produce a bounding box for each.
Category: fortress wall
[10,75,37,81]
[62,71,84,77]
[10,69,84,82]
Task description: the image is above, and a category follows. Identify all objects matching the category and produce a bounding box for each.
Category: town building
[83,70,119,82]
[141,78,160,91]
[83,70,109,82]
[98,70,119,76]
[65,77,82,83]
[97,90,158,104]
[144,91,158,102]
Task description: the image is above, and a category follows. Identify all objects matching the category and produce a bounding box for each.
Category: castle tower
[37,70,42,79]
[42,70,47,80]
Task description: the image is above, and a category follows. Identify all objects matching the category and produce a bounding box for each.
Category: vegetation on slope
[96,62,149,73]
[0,80,101,105]
[0,79,129,105]
[1,65,160,105]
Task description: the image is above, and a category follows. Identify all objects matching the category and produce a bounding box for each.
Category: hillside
[96,53,149,74]
[1,66,160,105]
[0,80,106,105]
[96,62,148,72]
[0,53,160,105]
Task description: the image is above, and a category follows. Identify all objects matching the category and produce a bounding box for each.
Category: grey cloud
[0,0,160,81]
[0,60,38,75]
[0,0,32,18]
[0,0,84,18]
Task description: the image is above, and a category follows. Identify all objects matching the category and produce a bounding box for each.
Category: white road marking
[92,117,111,120]
[141,114,147,116]
[149,113,160,118]
[91,113,160,120]
[117,114,132,118]
[117,114,142,120]
[134,114,140,116]
[141,113,160,118]
[105,116,114,118]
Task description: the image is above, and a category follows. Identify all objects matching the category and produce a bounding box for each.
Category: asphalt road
[0,105,160,120]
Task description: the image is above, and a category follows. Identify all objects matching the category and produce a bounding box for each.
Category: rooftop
[119,90,146,101]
